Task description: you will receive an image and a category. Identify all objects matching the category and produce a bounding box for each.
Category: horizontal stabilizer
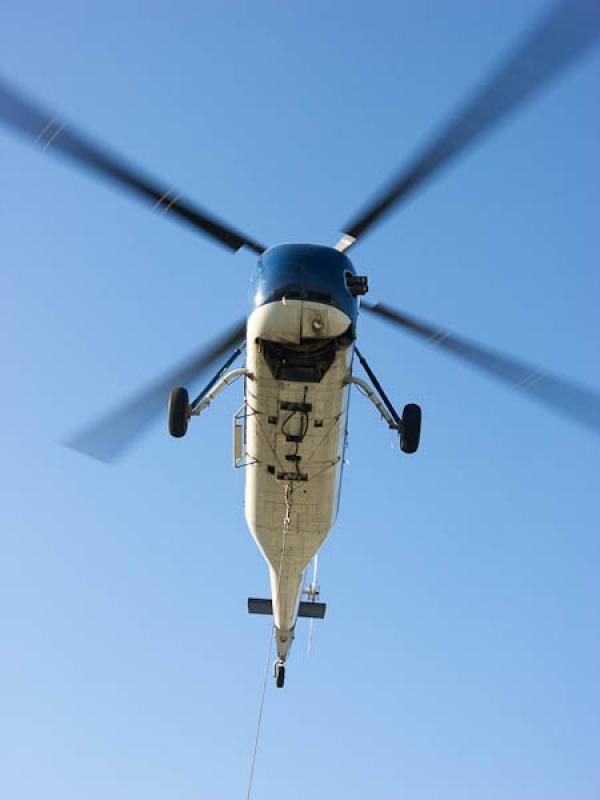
[298,601,327,619]
[247,598,327,619]
[247,598,273,615]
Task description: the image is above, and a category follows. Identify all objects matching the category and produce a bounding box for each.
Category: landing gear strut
[350,346,423,454]
[274,660,285,688]
[167,342,249,441]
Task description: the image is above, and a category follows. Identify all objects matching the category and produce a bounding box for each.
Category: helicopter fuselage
[243,244,359,662]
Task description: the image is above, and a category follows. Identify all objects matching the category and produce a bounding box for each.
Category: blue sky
[1,1,599,798]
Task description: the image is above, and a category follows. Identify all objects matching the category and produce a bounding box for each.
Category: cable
[245,625,274,800]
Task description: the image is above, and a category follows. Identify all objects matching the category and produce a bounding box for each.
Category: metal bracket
[233,401,259,468]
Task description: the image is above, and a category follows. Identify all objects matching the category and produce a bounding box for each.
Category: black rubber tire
[168,387,190,438]
[275,664,285,689]
[400,403,421,454]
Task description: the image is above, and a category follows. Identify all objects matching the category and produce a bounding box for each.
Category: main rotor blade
[0,78,266,254]
[337,0,600,251]
[361,301,600,434]
[66,320,246,462]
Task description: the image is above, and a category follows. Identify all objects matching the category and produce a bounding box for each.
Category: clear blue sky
[1,2,599,798]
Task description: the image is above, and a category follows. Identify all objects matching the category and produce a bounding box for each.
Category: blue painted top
[249,243,358,322]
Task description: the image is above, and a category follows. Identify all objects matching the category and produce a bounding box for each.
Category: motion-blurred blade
[337,0,600,250]
[0,78,266,254]
[362,302,600,434]
[66,320,246,462]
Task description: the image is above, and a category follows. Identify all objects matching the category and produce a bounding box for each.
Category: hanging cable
[245,625,274,800]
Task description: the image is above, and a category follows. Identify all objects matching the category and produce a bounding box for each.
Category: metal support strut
[190,343,246,411]
[344,375,400,430]
[353,346,402,427]
[190,368,253,417]
[347,346,422,454]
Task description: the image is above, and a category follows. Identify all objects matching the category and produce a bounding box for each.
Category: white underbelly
[243,299,353,630]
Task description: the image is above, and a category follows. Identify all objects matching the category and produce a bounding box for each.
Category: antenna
[303,555,319,656]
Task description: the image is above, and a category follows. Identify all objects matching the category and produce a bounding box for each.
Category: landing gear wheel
[400,403,421,454]
[274,661,285,689]
[168,387,190,438]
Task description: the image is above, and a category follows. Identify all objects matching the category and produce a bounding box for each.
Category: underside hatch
[260,338,338,382]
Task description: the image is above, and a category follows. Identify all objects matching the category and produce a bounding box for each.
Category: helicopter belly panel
[243,300,353,631]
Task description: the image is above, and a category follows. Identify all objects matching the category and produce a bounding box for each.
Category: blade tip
[335,234,356,252]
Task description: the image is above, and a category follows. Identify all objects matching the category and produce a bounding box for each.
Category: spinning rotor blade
[362,302,600,434]
[336,0,600,251]
[0,78,266,254]
[66,320,246,462]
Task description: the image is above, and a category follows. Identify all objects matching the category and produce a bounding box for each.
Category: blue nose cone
[249,243,358,322]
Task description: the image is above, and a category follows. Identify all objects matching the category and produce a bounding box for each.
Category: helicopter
[2,0,600,688]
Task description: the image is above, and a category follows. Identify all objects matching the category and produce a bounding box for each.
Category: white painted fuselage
[244,299,353,661]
